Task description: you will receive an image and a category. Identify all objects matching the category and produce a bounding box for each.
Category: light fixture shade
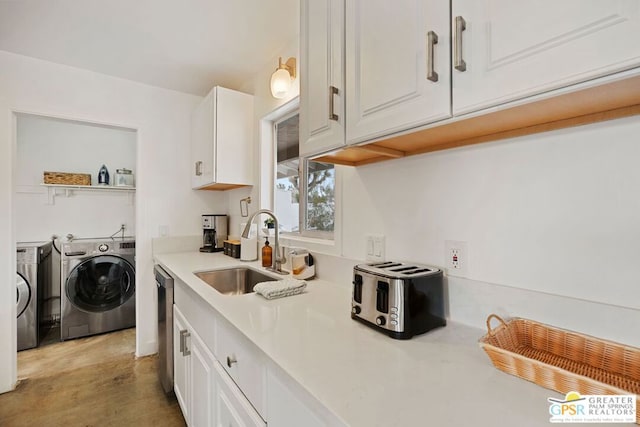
[270,68,292,99]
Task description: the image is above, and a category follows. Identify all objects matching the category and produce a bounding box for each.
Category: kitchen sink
[194,268,277,296]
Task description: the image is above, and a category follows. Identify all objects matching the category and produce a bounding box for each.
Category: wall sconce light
[270,57,296,99]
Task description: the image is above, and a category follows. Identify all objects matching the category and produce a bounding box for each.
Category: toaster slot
[353,274,363,303]
[369,262,402,268]
[388,266,418,272]
[407,268,432,275]
[376,281,389,313]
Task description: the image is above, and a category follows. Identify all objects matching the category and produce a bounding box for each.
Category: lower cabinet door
[215,361,266,427]
[190,331,217,427]
[266,369,340,427]
[216,318,266,418]
[173,306,190,423]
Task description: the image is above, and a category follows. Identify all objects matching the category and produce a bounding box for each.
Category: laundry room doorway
[12,112,138,377]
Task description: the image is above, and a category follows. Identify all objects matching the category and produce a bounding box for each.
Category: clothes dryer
[60,238,135,340]
[17,242,52,351]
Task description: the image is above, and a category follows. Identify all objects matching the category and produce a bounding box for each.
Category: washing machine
[60,238,136,341]
[17,241,52,351]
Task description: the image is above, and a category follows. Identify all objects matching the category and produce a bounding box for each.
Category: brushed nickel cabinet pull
[226,355,237,368]
[179,330,191,356]
[329,86,339,121]
[427,30,439,82]
[454,16,467,72]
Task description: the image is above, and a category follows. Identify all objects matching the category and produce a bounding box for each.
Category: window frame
[274,112,336,241]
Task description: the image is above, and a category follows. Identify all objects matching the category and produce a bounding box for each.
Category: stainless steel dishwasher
[155,264,174,395]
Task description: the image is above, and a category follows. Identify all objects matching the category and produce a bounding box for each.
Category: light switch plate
[366,234,385,262]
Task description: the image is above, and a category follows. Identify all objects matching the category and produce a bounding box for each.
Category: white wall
[0,50,227,393]
[15,114,136,241]
[341,116,640,311]
[227,32,301,237]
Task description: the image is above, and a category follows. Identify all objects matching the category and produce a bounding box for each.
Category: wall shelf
[40,184,135,205]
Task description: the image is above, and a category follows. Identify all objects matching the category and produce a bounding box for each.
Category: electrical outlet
[365,234,385,262]
[159,225,169,237]
[445,240,468,277]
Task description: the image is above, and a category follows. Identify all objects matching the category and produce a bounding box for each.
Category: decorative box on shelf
[43,171,91,186]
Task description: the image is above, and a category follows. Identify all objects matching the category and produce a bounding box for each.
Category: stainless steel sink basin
[194,268,277,296]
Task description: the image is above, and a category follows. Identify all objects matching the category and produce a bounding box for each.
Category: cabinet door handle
[226,355,237,368]
[329,86,339,121]
[426,30,439,82]
[454,16,467,72]
[195,161,203,176]
[179,330,191,356]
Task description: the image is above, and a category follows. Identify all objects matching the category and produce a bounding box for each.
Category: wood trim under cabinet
[314,74,640,167]
[197,183,251,191]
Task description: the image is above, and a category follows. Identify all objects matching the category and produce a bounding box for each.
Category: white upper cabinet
[299,0,346,157]
[345,0,451,145]
[452,0,640,115]
[191,86,254,190]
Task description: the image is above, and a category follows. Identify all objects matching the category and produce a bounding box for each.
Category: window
[275,113,335,238]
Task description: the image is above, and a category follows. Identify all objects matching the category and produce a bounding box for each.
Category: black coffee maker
[199,214,228,253]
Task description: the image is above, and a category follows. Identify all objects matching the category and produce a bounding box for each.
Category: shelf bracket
[47,187,55,205]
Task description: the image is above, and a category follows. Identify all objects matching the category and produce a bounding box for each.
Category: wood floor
[0,328,186,427]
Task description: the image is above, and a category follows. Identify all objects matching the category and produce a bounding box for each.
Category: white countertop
[154,252,594,427]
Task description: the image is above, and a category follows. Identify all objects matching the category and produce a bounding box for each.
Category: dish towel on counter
[253,278,307,300]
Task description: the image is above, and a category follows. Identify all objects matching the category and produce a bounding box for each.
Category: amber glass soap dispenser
[261,237,272,267]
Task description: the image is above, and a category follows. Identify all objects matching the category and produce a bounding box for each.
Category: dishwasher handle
[154,265,174,289]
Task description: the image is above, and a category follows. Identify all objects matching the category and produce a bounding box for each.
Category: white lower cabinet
[266,369,327,427]
[174,304,264,427]
[174,305,217,426]
[215,317,266,419]
[190,334,216,426]
[173,305,191,423]
[215,360,266,427]
[173,279,342,427]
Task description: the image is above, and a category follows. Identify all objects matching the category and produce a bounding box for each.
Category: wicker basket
[43,171,91,186]
[479,314,640,424]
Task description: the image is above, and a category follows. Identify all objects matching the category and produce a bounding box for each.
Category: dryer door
[65,255,135,313]
[16,273,31,318]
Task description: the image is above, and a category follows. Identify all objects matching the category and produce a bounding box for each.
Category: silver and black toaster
[351,261,446,339]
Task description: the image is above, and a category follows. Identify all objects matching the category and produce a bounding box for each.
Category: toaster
[351,261,446,339]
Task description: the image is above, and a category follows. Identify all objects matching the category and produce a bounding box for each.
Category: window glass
[274,112,335,238]
[305,161,335,232]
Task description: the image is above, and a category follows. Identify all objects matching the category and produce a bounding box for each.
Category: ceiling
[0,0,299,96]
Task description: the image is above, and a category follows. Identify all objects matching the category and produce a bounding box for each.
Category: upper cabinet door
[191,90,215,189]
[191,86,254,190]
[452,0,640,115]
[215,87,254,187]
[299,0,346,157]
[345,0,451,145]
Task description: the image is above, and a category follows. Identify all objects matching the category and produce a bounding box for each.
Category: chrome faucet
[241,209,288,275]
